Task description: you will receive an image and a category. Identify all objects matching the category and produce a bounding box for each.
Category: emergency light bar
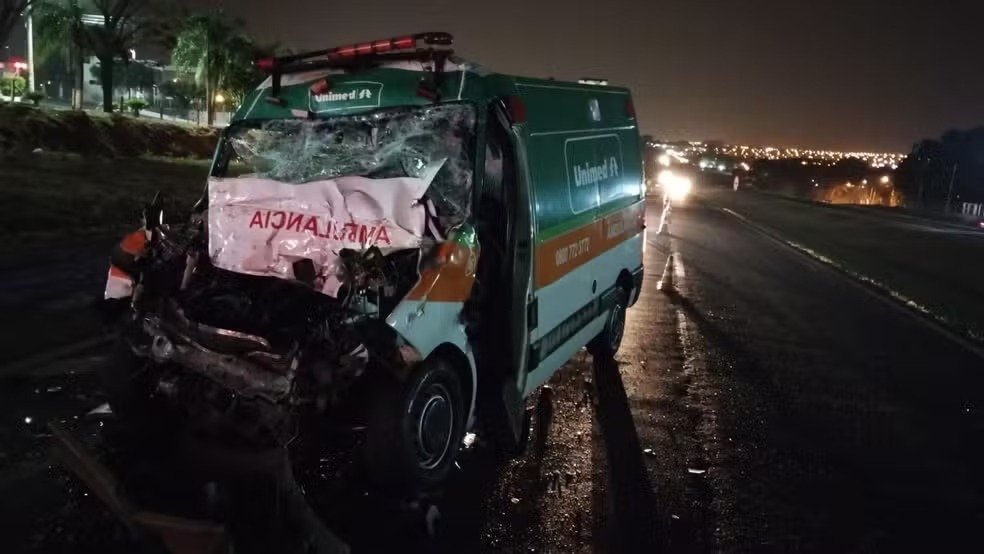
[256,32,455,108]
[255,32,454,74]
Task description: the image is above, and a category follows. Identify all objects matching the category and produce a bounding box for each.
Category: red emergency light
[329,32,450,59]
[255,32,453,73]
[255,57,277,71]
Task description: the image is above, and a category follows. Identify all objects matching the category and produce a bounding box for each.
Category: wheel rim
[411,382,454,470]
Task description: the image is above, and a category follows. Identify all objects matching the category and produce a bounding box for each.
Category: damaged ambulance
[102,32,646,493]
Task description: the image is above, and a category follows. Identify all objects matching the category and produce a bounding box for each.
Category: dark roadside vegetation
[735,125,984,224]
[0,106,216,364]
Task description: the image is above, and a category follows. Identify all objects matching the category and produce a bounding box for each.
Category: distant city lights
[648,139,905,170]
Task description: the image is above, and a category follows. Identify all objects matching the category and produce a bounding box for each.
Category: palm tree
[172,12,264,125]
[34,0,165,112]
[32,0,86,109]
[222,34,273,108]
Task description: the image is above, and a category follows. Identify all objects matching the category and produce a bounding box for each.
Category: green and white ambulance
[104,32,645,493]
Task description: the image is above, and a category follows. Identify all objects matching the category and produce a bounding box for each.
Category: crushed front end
[103,103,479,471]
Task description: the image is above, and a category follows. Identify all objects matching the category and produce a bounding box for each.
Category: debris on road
[687,468,707,475]
[547,472,561,494]
[86,403,112,417]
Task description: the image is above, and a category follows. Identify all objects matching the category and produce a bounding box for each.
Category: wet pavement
[2,200,984,552]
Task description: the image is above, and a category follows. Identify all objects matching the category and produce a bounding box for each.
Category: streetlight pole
[2,45,9,102]
[26,13,35,93]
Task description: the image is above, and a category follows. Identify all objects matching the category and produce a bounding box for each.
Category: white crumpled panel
[207,174,429,297]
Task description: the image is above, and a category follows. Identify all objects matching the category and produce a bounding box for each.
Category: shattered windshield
[213,104,476,221]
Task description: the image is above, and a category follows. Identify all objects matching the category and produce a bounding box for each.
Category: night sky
[12,0,984,152]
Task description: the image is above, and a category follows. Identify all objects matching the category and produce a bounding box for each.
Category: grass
[0,104,217,158]
[0,153,210,247]
[0,104,217,244]
[701,188,984,339]
[0,105,219,246]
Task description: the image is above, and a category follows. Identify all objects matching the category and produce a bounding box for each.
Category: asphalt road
[2,200,983,552]
[0,236,115,364]
[645,199,984,551]
[702,188,984,340]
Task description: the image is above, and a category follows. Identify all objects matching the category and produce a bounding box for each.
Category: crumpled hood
[207,171,435,297]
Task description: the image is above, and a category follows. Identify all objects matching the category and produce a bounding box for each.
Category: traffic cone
[657,253,674,293]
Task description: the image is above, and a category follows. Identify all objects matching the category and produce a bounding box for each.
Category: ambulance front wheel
[589,288,628,359]
[364,356,466,494]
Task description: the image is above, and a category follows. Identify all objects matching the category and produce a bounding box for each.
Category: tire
[588,287,628,359]
[481,403,531,461]
[364,357,466,494]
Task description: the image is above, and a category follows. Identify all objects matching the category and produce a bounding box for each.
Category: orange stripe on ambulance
[554,237,591,267]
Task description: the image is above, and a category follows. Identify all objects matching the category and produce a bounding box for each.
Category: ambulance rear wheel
[589,288,628,359]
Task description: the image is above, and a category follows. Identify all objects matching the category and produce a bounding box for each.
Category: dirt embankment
[0,105,218,159]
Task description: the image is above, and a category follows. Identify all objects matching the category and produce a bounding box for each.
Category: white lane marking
[676,310,695,376]
[673,251,686,280]
[894,222,984,236]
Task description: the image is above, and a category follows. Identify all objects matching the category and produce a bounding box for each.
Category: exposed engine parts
[114,215,421,448]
